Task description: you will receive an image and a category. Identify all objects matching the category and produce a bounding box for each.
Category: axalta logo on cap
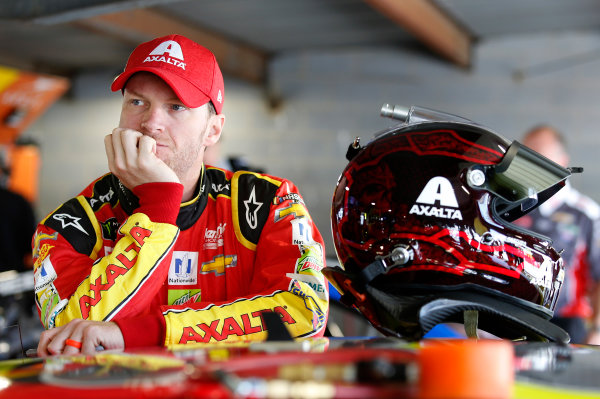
[144,40,186,70]
[409,176,463,220]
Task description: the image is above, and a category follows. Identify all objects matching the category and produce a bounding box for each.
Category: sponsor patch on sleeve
[291,218,314,246]
[34,256,57,292]
[286,273,327,300]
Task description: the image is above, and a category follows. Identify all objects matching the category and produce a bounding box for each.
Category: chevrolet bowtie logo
[200,254,238,276]
[274,203,308,222]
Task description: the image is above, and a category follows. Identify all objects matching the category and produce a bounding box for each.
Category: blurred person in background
[0,159,39,359]
[515,125,600,344]
[0,159,35,273]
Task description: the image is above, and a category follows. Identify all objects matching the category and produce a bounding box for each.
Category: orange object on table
[419,339,514,399]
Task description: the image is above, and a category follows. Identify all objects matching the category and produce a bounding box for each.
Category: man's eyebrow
[124,89,182,104]
[124,88,143,98]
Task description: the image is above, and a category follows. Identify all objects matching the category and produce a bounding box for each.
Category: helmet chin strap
[463,310,479,339]
[360,244,414,284]
[463,310,527,340]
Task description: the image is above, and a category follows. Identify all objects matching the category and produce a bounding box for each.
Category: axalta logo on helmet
[409,176,463,220]
[144,40,186,70]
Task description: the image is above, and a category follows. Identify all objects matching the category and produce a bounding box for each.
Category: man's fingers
[118,129,143,166]
[36,320,125,358]
[105,127,178,188]
[62,327,85,356]
[107,128,141,171]
[40,320,78,356]
[37,328,60,357]
[137,135,157,156]
[106,130,126,174]
[104,134,116,173]
[48,319,85,355]
[80,323,108,355]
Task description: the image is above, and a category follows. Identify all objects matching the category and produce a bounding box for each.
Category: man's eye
[131,99,143,106]
[171,104,186,111]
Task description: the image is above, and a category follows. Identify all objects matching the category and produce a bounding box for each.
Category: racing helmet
[325,105,576,343]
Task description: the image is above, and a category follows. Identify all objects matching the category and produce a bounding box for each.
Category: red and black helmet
[325,105,574,343]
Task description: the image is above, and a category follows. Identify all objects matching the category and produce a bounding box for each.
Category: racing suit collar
[113,166,208,231]
[176,166,209,230]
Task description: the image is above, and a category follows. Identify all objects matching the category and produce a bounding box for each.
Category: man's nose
[141,107,165,133]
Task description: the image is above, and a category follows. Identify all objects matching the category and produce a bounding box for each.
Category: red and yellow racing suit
[32,166,328,347]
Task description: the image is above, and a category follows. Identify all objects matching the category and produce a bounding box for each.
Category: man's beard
[163,143,202,181]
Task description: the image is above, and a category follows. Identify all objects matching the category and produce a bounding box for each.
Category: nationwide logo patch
[409,176,463,220]
[169,251,199,285]
[34,257,57,292]
[291,218,314,245]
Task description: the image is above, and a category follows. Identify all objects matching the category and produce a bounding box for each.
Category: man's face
[523,129,568,167]
[118,72,218,179]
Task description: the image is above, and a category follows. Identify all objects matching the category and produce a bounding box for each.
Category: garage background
[2,0,600,260]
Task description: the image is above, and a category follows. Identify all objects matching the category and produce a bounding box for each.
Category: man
[516,125,600,344]
[33,34,328,356]
[0,186,36,272]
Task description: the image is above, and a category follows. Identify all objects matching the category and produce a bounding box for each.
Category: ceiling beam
[6,0,184,24]
[363,0,472,68]
[73,8,268,83]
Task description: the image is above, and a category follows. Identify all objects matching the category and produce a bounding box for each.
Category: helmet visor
[473,141,572,221]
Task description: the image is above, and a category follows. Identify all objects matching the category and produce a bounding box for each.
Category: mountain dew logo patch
[295,243,324,273]
[168,289,202,306]
[409,176,463,220]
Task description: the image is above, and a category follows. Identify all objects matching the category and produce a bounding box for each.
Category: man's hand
[105,128,179,190]
[587,329,600,345]
[37,319,124,357]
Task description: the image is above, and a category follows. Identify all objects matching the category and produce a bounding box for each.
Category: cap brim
[111,66,211,109]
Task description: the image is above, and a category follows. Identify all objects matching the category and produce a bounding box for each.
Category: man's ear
[204,114,225,146]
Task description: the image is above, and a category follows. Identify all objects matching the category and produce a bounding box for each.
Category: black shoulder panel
[89,174,121,212]
[43,198,96,256]
[205,167,233,198]
[234,172,280,246]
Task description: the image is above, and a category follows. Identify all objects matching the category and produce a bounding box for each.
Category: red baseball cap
[111,34,224,113]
